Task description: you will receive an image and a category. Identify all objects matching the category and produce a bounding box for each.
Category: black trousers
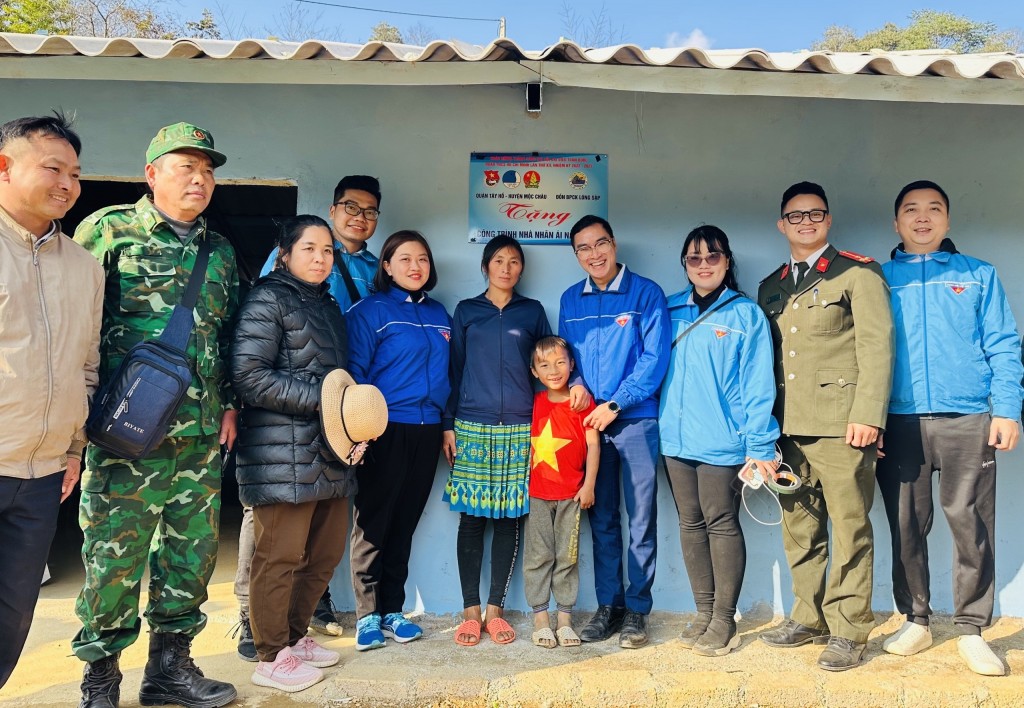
[456,514,521,609]
[350,422,441,619]
[663,457,745,623]
[876,413,995,634]
[0,473,62,689]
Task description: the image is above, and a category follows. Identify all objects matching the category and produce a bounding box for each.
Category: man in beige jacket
[0,113,103,689]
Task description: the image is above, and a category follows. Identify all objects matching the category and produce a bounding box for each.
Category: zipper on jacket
[415,301,430,424]
[921,258,933,411]
[498,308,504,424]
[27,238,56,478]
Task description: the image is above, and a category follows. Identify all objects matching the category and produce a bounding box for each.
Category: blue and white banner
[468,152,608,244]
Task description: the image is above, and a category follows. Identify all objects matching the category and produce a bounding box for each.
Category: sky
[176,0,1023,51]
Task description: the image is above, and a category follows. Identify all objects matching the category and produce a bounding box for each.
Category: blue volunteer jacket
[346,286,452,424]
[658,286,780,465]
[261,242,378,312]
[558,265,670,420]
[882,239,1024,419]
[443,291,552,430]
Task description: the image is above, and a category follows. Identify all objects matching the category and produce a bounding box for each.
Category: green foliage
[0,0,74,34]
[813,10,1023,53]
[183,8,220,40]
[368,21,402,44]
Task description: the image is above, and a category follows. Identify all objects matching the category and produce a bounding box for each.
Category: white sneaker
[882,621,932,656]
[251,646,324,692]
[957,635,1005,676]
[292,636,341,668]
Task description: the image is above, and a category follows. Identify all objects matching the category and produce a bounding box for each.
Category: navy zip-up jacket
[346,285,452,424]
[443,291,552,430]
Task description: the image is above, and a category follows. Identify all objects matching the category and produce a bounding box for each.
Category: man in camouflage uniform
[73,123,239,708]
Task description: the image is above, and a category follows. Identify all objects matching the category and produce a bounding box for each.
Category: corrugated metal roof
[2,33,1022,81]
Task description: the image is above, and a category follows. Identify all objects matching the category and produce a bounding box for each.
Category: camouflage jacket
[75,196,238,437]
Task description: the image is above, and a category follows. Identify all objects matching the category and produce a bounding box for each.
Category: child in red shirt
[524,336,599,648]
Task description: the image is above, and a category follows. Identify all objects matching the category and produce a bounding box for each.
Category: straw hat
[319,369,388,463]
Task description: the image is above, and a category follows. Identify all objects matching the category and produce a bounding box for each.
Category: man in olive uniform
[73,123,238,708]
[757,182,893,671]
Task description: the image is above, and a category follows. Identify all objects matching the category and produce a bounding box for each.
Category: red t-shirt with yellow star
[529,392,596,501]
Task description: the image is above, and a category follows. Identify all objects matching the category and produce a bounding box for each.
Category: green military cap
[146,122,227,167]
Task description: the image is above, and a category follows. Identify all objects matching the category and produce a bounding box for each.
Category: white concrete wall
[6,76,1024,617]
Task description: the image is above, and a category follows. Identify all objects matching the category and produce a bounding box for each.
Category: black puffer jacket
[230,269,356,506]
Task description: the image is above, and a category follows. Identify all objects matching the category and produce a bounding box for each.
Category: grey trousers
[233,506,255,618]
[523,498,581,612]
[876,413,996,634]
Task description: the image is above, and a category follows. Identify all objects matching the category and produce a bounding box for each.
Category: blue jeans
[589,417,659,614]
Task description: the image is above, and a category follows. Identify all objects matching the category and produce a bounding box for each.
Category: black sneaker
[230,617,257,662]
[308,594,344,637]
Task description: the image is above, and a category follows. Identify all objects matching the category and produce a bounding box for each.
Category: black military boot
[80,653,122,708]
[138,632,237,708]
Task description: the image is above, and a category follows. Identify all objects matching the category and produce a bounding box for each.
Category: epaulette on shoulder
[80,203,137,225]
[760,262,788,284]
[838,250,875,264]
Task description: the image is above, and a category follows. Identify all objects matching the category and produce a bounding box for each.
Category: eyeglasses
[574,237,614,258]
[684,252,724,267]
[782,209,829,225]
[334,201,380,221]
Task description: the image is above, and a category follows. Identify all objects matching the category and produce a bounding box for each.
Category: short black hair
[568,214,614,248]
[274,214,333,270]
[894,180,949,217]
[0,110,82,156]
[481,235,525,275]
[780,181,828,216]
[333,175,381,208]
[374,230,438,293]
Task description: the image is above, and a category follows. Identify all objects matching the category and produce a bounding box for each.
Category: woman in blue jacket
[658,225,779,657]
[440,236,557,646]
[345,230,451,651]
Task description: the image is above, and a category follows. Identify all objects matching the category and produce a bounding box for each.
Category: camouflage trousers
[72,434,222,662]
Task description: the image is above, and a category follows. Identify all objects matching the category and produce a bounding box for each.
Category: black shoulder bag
[86,238,212,460]
[334,249,363,305]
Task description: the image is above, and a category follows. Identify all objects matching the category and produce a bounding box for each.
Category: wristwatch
[607,401,621,414]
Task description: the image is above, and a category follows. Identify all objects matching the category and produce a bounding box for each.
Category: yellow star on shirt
[531,419,572,474]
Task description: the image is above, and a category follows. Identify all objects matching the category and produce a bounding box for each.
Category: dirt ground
[4,514,1023,708]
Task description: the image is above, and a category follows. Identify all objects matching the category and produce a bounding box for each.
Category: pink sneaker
[292,636,341,668]
[251,646,323,692]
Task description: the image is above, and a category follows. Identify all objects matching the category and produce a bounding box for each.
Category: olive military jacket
[757,245,894,438]
[75,195,238,438]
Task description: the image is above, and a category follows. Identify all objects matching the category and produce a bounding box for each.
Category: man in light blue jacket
[877,180,1023,676]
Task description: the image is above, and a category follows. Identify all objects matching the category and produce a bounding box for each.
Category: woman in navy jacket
[658,225,779,658]
[440,236,553,646]
[345,230,451,651]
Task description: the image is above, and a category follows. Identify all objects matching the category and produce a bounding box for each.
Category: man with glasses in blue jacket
[558,214,670,649]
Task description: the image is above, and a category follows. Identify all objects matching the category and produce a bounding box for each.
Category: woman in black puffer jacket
[230,215,351,691]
